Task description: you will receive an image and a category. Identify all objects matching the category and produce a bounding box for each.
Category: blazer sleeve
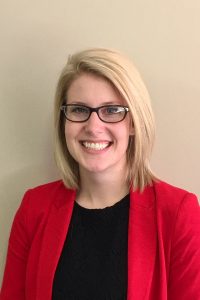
[0,191,31,300]
[168,193,200,299]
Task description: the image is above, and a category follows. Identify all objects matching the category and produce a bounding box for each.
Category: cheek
[64,122,76,138]
[116,119,133,139]
[64,123,74,148]
[64,123,70,139]
[64,122,81,151]
[113,124,131,150]
[64,125,78,161]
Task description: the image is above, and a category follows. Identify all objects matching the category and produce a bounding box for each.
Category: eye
[102,106,124,115]
[70,105,89,114]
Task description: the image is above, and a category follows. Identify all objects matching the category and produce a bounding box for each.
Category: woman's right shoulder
[19,180,75,216]
[13,180,76,238]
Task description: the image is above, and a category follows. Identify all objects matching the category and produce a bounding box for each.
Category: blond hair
[54,48,158,191]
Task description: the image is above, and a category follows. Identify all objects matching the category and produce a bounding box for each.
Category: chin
[80,163,109,174]
[85,166,105,173]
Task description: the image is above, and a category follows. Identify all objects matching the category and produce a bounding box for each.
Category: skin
[65,73,134,208]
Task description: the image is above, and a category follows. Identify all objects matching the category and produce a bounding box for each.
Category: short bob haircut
[54,48,158,191]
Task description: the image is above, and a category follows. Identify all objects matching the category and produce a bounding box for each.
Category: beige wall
[0,0,199,284]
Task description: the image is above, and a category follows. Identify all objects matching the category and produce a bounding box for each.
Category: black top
[52,194,130,300]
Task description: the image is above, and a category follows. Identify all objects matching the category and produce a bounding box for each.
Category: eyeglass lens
[62,104,128,123]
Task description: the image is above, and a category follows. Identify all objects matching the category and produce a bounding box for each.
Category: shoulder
[13,180,75,237]
[26,179,67,196]
[24,179,73,198]
[154,180,194,197]
[152,180,199,229]
[134,180,198,212]
[18,180,75,216]
[153,180,199,208]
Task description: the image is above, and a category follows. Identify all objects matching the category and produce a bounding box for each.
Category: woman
[1,48,200,300]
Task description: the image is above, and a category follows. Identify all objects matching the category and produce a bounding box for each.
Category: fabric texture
[0,180,200,300]
[52,194,129,300]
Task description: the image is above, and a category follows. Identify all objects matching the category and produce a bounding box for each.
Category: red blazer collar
[36,185,156,300]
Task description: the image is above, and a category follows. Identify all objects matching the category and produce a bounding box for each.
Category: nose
[84,111,104,133]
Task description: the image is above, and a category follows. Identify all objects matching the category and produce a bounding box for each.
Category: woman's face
[64,73,134,177]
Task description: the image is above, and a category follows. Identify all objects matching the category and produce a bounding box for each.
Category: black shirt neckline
[74,193,130,212]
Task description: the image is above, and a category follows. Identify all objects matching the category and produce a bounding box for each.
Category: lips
[81,141,111,151]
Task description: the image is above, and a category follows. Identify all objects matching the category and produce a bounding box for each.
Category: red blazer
[0,180,200,300]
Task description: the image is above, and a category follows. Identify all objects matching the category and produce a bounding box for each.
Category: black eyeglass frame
[60,104,130,123]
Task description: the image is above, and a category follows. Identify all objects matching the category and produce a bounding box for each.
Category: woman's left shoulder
[153,180,199,215]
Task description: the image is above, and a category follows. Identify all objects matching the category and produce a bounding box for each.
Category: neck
[76,167,129,209]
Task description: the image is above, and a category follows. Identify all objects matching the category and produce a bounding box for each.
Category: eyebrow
[67,101,122,106]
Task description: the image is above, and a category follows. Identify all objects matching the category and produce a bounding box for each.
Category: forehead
[66,73,126,106]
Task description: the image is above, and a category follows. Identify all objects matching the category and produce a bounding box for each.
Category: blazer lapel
[36,187,76,300]
[128,185,157,300]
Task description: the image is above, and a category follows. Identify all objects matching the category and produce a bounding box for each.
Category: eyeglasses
[60,104,129,123]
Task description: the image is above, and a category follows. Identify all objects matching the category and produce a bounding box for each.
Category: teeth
[83,142,110,150]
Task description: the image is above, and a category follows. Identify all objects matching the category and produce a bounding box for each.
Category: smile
[82,141,111,151]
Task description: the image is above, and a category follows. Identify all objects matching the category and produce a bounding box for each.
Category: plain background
[0,0,200,285]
